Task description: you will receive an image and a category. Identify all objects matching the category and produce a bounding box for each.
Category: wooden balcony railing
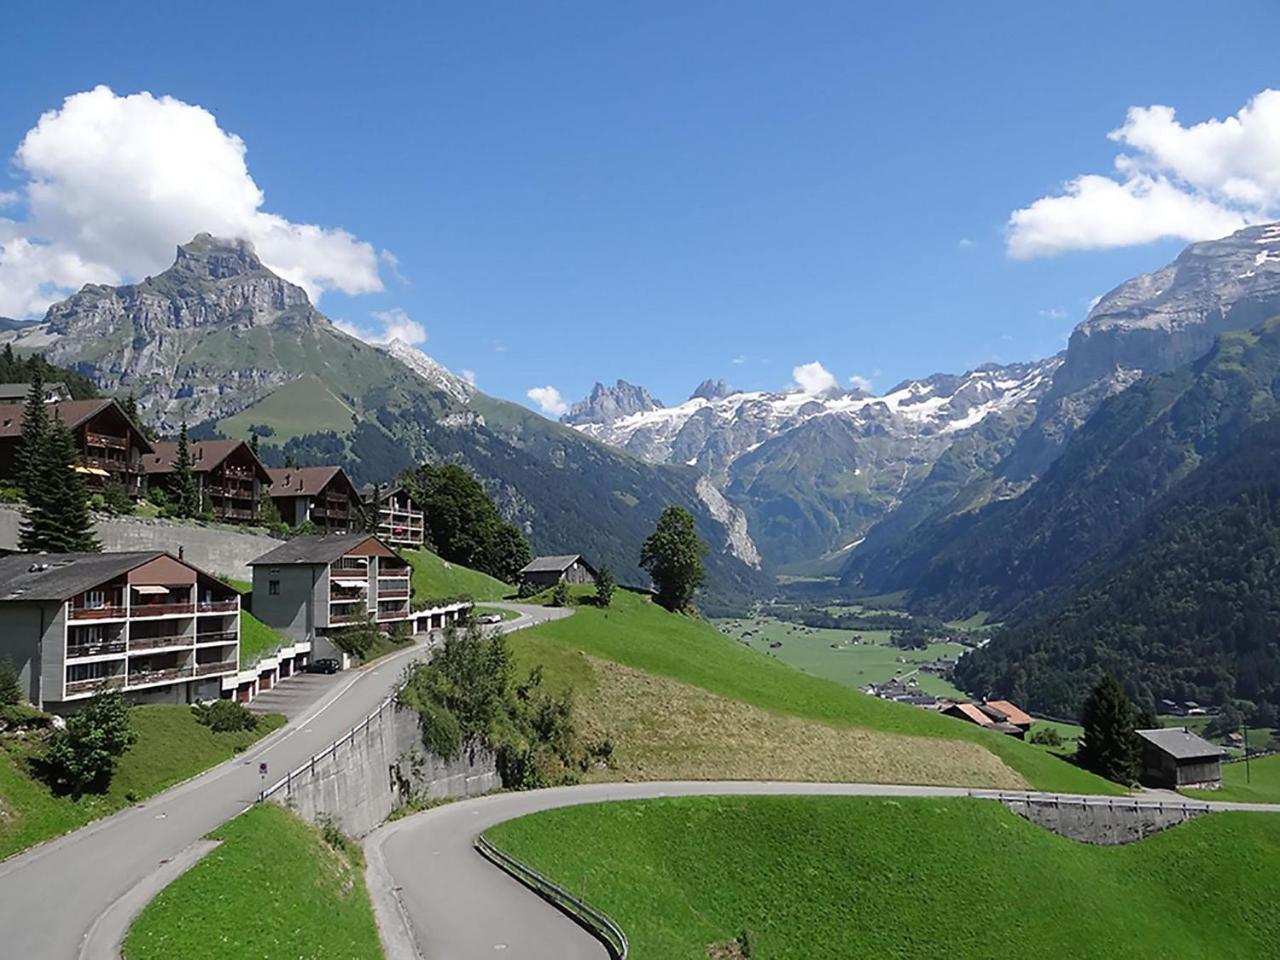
[197,599,239,613]
[196,631,238,645]
[68,604,126,621]
[131,602,195,618]
[66,641,127,659]
[84,431,128,450]
[194,660,237,677]
[378,588,410,599]
[130,634,190,651]
[65,675,126,695]
[128,665,195,686]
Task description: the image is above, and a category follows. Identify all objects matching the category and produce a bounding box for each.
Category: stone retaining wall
[1000,796,1206,844]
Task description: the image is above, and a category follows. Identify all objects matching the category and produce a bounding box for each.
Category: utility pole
[1242,719,1251,784]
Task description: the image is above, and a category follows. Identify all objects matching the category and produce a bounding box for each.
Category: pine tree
[21,413,99,553]
[249,431,260,458]
[173,421,199,519]
[593,564,616,608]
[1078,675,1140,784]
[16,368,49,499]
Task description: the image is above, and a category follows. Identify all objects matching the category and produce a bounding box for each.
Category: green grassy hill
[487,796,1280,959]
[124,804,380,960]
[0,705,284,861]
[218,374,357,441]
[512,590,1119,794]
[1185,754,1280,804]
[402,548,512,601]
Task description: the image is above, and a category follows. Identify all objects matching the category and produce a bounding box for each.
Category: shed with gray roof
[517,554,598,589]
[1136,727,1224,789]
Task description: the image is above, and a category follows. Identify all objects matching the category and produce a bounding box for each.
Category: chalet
[0,551,240,713]
[0,398,153,497]
[941,699,1034,738]
[142,439,272,524]
[360,484,426,548]
[1136,727,1224,790]
[266,466,360,534]
[518,554,598,589]
[0,381,71,404]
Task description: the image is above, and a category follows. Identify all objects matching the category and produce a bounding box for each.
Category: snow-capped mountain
[381,337,475,405]
[565,358,1062,565]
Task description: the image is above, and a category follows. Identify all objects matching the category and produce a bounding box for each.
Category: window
[86,589,105,609]
[268,579,280,596]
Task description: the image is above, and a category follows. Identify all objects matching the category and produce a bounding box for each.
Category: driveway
[366,779,1280,959]
[0,602,564,960]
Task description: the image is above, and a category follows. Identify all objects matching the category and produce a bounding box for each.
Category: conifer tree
[249,431,260,458]
[21,413,99,553]
[1078,674,1140,784]
[16,368,49,498]
[173,421,199,519]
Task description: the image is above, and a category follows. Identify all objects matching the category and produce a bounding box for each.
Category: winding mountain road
[365,780,1280,960]
[0,602,564,960]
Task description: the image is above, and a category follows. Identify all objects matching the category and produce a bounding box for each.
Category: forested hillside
[958,415,1280,718]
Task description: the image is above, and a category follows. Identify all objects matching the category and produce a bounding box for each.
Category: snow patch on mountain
[381,337,474,404]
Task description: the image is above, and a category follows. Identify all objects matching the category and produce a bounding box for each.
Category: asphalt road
[366,780,1280,960]
[0,602,564,960]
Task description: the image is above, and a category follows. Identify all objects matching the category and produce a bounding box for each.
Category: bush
[1029,726,1064,747]
[0,658,21,706]
[0,702,53,733]
[593,565,616,608]
[0,485,23,503]
[40,692,137,796]
[550,581,571,608]
[192,698,258,733]
[145,484,169,508]
[101,479,135,516]
[517,580,541,600]
[331,614,381,659]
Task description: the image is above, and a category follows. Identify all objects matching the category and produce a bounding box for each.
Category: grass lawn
[123,803,381,960]
[240,610,286,669]
[218,374,357,443]
[403,548,512,601]
[512,590,1120,794]
[1184,753,1280,804]
[487,796,1280,959]
[0,704,284,861]
[716,615,968,700]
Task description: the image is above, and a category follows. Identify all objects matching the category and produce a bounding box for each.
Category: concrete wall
[1000,797,1206,845]
[0,506,282,582]
[265,695,500,836]
[0,602,58,705]
[251,565,319,643]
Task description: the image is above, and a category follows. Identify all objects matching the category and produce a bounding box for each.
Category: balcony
[66,675,126,695]
[68,604,127,621]
[84,431,128,451]
[128,664,195,686]
[330,612,363,625]
[130,634,191,651]
[196,599,239,614]
[378,587,410,599]
[194,660,237,677]
[66,640,127,659]
[131,602,195,618]
[196,630,238,645]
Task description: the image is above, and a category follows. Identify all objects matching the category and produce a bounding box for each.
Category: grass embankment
[403,548,512,601]
[488,796,1280,959]
[512,590,1119,794]
[716,615,967,699]
[240,610,287,669]
[0,705,284,861]
[1185,753,1280,804]
[124,803,381,960]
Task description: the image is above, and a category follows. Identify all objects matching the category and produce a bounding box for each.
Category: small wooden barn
[517,554,598,589]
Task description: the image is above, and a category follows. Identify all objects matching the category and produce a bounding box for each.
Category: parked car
[308,658,342,674]
[478,612,503,625]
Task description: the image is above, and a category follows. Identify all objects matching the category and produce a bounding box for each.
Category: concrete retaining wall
[1000,796,1206,844]
[0,506,281,581]
[264,695,500,836]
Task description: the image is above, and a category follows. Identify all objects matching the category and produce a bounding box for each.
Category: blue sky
[2,1,1280,413]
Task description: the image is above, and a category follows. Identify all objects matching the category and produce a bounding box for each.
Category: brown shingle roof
[947,702,995,726]
[266,466,346,497]
[0,398,115,438]
[141,439,269,481]
[982,700,1035,727]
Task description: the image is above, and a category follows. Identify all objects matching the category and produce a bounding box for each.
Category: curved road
[0,602,564,960]
[366,780,1280,959]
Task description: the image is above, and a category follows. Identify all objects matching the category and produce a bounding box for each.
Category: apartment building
[142,438,272,524]
[266,466,361,534]
[0,398,153,497]
[0,551,241,712]
[249,533,414,661]
[360,484,426,548]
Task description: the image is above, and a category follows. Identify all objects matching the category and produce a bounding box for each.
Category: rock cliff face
[562,379,663,425]
[1003,222,1280,478]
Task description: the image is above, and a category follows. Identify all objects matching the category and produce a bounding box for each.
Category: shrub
[331,613,381,659]
[0,658,22,706]
[0,485,23,503]
[40,692,137,796]
[1029,726,1064,747]
[550,581,571,608]
[0,703,53,733]
[517,580,541,599]
[593,565,616,608]
[192,698,258,733]
[101,479,135,516]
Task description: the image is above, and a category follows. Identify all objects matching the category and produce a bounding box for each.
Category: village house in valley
[517,554,598,590]
[1136,727,1224,790]
[142,438,272,524]
[0,398,153,497]
[0,551,241,712]
[266,465,361,534]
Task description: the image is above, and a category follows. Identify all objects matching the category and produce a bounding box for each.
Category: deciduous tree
[639,506,706,612]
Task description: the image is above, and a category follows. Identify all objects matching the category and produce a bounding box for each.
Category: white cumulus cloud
[848,374,874,392]
[1007,89,1280,258]
[460,369,477,386]
[334,307,427,346]
[0,85,384,317]
[791,361,839,395]
[527,385,568,417]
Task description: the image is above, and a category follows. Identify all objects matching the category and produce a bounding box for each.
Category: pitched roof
[1136,727,1224,761]
[250,533,383,566]
[519,554,589,574]
[0,382,67,401]
[141,439,270,481]
[982,700,1035,726]
[0,552,165,602]
[946,702,995,726]
[266,466,352,497]
[0,398,113,438]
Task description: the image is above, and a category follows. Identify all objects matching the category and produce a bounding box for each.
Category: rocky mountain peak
[562,379,663,425]
[172,233,268,280]
[690,378,733,401]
